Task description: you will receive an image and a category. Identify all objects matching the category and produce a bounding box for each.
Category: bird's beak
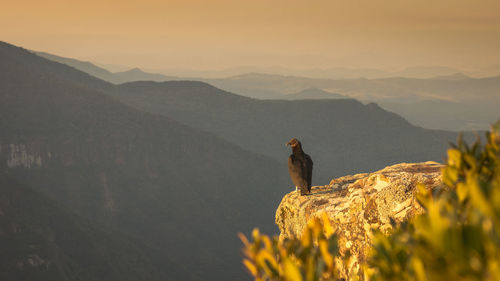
[285,142,290,146]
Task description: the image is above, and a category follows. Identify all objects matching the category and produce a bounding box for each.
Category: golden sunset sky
[2,0,500,72]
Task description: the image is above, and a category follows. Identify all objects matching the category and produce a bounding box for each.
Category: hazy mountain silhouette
[282,88,347,100]
[394,66,461,79]
[34,51,178,84]
[378,100,500,131]
[35,52,498,130]
[202,73,500,130]
[1,41,289,281]
[34,51,116,81]
[110,80,461,185]
[280,65,463,79]
[287,67,391,79]
[205,72,500,102]
[431,72,470,80]
[111,67,178,84]
[0,172,191,281]
[32,53,469,80]
[199,72,289,99]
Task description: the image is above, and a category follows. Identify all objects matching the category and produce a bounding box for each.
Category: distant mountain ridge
[34,52,481,80]
[34,51,116,81]
[34,51,179,84]
[202,72,500,131]
[394,66,462,79]
[110,80,461,185]
[205,72,500,102]
[282,87,347,100]
[112,67,177,83]
[431,72,470,80]
[34,50,500,104]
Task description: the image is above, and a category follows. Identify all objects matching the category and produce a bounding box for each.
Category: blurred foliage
[239,213,349,281]
[369,121,500,281]
[242,121,500,281]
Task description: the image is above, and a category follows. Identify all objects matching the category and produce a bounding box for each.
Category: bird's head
[286,138,301,148]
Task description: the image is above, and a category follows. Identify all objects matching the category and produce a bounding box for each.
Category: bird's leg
[295,186,298,192]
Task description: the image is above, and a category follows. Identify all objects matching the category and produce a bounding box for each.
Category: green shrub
[239,213,348,281]
[369,122,500,281]
[241,121,500,281]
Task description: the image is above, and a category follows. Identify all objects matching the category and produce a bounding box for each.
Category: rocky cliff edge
[275,161,444,276]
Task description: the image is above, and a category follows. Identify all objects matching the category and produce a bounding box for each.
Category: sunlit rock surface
[275,161,444,277]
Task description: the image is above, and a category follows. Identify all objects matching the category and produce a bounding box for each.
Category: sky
[2,0,500,73]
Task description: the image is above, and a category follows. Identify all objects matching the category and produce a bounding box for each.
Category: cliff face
[0,173,178,281]
[275,161,443,277]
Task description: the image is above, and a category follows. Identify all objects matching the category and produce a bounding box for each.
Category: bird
[286,138,313,196]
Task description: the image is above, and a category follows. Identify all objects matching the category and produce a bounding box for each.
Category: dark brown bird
[286,138,313,195]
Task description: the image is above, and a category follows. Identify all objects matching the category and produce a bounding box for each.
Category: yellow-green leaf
[319,239,334,268]
[301,228,312,248]
[283,258,303,281]
[412,258,428,281]
[456,182,469,203]
[321,212,335,238]
[252,228,260,240]
[447,148,462,167]
[243,259,258,276]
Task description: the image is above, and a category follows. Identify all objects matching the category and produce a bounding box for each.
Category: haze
[2,0,500,74]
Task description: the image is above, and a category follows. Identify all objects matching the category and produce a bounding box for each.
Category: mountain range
[281,88,347,100]
[204,72,500,102]
[2,41,288,281]
[35,52,500,79]
[35,50,500,131]
[34,51,179,84]
[0,41,482,281]
[109,80,459,184]
[203,73,500,131]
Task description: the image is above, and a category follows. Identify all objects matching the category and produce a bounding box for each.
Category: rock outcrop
[275,161,444,277]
